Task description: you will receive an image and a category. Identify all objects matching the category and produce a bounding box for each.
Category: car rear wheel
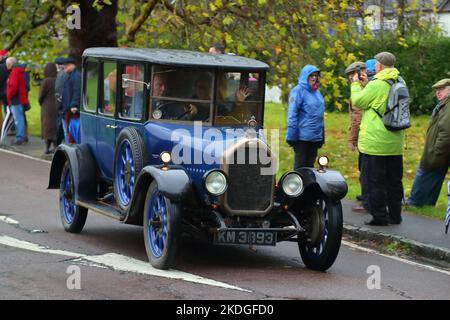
[298,197,343,271]
[114,127,146,213]
[143,181,181,270]
[59,161,88,233]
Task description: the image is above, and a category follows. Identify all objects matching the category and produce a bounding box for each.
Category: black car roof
[83,48,269,71]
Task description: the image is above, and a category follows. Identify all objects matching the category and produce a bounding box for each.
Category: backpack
[375,76,411,131]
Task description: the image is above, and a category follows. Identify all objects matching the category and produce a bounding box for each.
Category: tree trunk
[68,0,118,65]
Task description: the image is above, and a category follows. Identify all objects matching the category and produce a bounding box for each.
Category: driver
[151,72,197,120]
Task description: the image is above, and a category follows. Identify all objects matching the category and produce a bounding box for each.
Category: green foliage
[355,33,450,114]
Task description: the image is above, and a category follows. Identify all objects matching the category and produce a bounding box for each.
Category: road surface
[0,150,449,300]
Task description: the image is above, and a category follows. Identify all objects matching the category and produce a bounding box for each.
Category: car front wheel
[143,181,181,270]
[298,197,343,271]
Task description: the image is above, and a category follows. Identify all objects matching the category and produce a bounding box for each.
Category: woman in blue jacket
[286,64,325,170]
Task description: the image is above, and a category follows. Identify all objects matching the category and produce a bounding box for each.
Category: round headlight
[160,151,171,164]
[282,173,304,197]
[204,171,227,196]
[318,156,329,167]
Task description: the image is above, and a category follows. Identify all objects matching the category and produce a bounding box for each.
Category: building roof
[83,48,269,71]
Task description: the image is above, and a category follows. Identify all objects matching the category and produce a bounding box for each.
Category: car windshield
[215,71,264,125]
[149,66,264,125]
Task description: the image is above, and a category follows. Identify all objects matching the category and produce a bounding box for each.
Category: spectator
[60,57,81,143]
[350,52,405,226]
[39,63,58,154]
[0,50,9,129]
[54,57,69,145]
[407,78,450,207]
[345,61,369,213]
[286,65,325,169]
[208,43,225,54]
[6,57,28,145]
[365,59,376,81]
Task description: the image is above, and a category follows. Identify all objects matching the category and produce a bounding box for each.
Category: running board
[76,200,125,221]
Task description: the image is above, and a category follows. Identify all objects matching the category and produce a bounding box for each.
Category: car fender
[47,144,97,201]
[298,168,348,201]
[124,165,191,225]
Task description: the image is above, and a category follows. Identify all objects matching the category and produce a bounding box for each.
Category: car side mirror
[122,73,151,90]
[122,74,131,88]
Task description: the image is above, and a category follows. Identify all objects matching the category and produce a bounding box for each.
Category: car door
[96,60,118,182]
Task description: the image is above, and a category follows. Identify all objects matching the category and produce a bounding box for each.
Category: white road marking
[0,235,250,292]
[0,235,83,258]
[0,216,20,225]
[0,148,51,164]
[74,253,250,292]
[342,240,450,276]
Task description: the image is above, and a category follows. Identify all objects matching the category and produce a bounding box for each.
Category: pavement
[1,135,449,266]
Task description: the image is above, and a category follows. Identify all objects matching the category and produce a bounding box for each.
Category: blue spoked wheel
[59,162,88,233]
[113,128,145,213]
[116,140,135,206]
[298,198,342,271]
[143,181,181,269]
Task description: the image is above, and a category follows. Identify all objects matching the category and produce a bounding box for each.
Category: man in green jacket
[407,79,450,207]
[350,52,405,226]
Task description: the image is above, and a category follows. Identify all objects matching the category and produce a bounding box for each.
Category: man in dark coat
[407,79,450,206]
[0,50,9,128]
[60,57,81,143]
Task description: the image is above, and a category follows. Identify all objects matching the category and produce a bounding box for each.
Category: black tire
[113,127,146,213]
[143,181,181,270]
[298,198,343,271]
[59,161,88,233]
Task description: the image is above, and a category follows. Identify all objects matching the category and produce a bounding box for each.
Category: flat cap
[345,61,366,75]
[374,51,396,67]
[432,78,450,89]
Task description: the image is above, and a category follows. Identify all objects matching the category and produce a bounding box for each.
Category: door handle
[106,124,118,129]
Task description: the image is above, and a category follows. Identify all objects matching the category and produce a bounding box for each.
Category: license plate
[215,230,277,246]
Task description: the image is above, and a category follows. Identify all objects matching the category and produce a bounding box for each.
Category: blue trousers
[10,104,25,142]
[408,165,449,206]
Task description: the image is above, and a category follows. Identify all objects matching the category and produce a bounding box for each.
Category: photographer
[345,61,369,213]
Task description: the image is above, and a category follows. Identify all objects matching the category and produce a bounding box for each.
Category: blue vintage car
[48,48,347,271]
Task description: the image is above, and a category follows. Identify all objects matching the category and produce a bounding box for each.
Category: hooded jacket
[286,65,325,143]
[420,95,450,171]
[350,67,404,156]
[6,66,29,106]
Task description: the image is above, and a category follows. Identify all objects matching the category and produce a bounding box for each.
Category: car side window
[120,64,144,120]
[101,61,117,116]
[83,60,99,113]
